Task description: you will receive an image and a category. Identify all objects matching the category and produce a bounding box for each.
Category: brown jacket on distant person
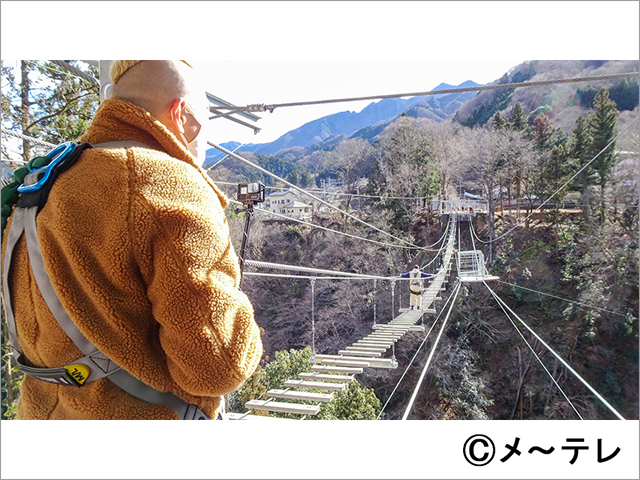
[2,97,263,419]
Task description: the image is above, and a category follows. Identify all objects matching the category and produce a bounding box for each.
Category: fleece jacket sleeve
[129,150,262,397]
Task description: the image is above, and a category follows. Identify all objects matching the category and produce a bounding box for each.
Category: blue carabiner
[17,142,76,194]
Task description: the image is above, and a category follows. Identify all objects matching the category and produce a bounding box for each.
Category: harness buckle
[19,363,85,387]
[17,354,89,388]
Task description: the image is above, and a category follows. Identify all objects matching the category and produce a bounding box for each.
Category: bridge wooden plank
[298,373,354,383]
[226,412,294,420]
[283,379,346,391]
[311,365,363,374]
[313,358,372,367]
[312,354,397,369]
[338,349,382,357]
[267,389,334,403]
[245,399,320,415]
[346,345,387,351]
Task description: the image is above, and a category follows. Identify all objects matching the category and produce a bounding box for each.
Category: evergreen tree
[569,115,594,226]
[1,60,99,163]
[492,111,510,130]
[510,102,529,134]
[588,88,618,223]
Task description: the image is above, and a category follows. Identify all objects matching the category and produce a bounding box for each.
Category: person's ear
[171,99,187,134]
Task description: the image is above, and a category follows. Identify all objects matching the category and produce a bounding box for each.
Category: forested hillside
[222,62,639,419]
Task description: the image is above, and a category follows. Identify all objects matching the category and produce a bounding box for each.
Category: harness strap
[3,141,212,419]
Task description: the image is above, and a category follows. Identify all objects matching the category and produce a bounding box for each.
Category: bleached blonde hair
[110,60,192,84]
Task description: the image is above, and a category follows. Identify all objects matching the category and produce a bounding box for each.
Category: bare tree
[329,137,374,212]
[422,121,467,196]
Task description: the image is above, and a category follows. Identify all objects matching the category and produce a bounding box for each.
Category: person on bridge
[1,61,263,419]
[400,265,433,310]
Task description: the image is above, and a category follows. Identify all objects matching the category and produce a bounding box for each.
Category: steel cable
[484,282,625,420]
[211,72,639,114]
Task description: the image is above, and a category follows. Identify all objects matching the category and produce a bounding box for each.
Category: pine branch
[25,91,96,131]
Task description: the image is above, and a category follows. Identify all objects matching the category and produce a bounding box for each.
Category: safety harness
[2,141,213,420]
[410,271,423,295]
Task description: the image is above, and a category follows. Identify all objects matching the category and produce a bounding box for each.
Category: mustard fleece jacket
[1,98,263,419]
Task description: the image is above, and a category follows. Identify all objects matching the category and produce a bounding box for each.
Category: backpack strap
[3,141,212,419]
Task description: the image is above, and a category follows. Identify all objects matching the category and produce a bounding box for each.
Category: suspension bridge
[1,61,636,423]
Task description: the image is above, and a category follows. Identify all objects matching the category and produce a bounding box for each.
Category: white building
[264,188,312,219]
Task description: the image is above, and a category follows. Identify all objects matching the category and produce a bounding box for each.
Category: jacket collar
[80,98,228,208]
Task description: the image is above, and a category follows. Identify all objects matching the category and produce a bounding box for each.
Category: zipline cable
[245,259,390,280]
[213,180,435,201]
[210,72,640,114]
[402,282,462,420]
[376,285,458,419]
[1,128,56,149]
[483,282,625,420]
[472,117,639,244]
[244,271,386,281]
[485,282,583,419]
[50,60,100,87]
[228,199,427,251]
[206,144,244,171]
[208,140,424,250]
[496,280,636,320]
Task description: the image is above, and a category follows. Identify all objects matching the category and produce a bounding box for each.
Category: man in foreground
[2,60,262,419]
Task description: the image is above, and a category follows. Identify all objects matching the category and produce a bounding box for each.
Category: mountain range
[204,80,482,166]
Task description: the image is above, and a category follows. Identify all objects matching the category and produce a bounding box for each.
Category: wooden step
[312,354,398,369]
[367,336,404,342]
[356,343,392,349]
[364,334,399,340]
[346,347,387,353]
[298,373,354,383]
[226,412,293,420]
[283,379,346,391]
[368,333,404,339]
[245,399,320,415]
[267,389,334,403]
[311,365,363,374]
[373,326,410,331]
[347,344,387,350]
[312,358,371,368]
[338,349,382,357]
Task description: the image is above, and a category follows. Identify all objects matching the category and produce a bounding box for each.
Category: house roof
[290,201,311,208]
[268,188,300,198]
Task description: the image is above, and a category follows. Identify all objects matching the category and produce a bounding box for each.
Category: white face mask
[178,126,206,166]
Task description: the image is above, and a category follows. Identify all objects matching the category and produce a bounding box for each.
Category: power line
[483,282,625,420]
[496,280,636,319]
[208,140,424,250]
[474,116,639,244]
[486,284,583,419]
[210,72,639,114]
